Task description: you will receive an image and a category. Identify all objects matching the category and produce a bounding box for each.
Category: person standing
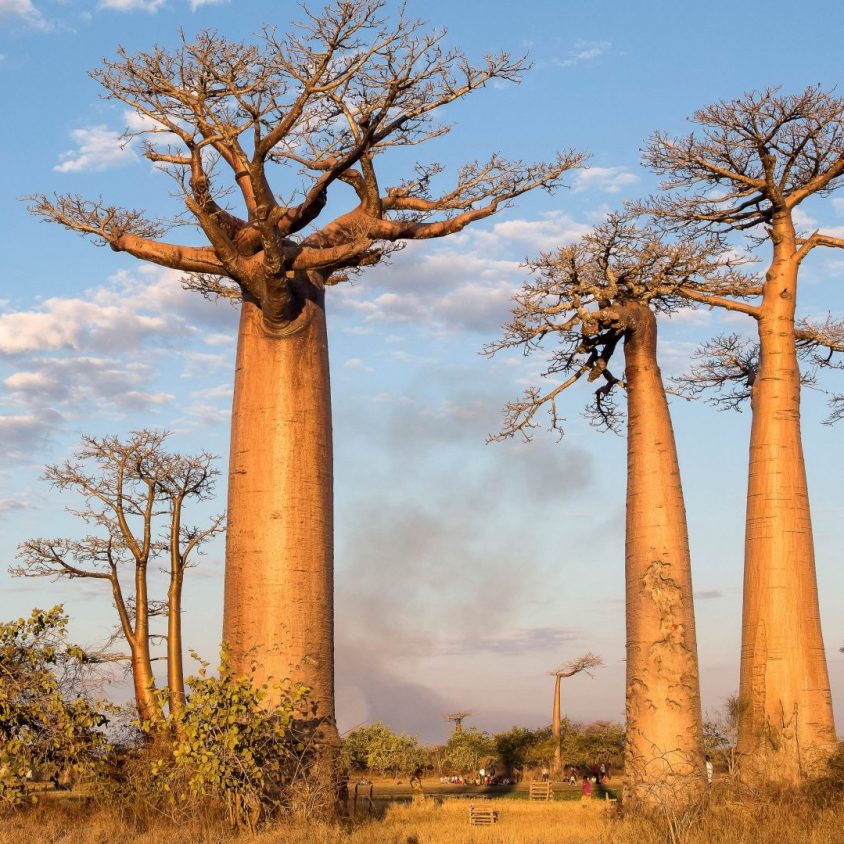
[705,755,714,785]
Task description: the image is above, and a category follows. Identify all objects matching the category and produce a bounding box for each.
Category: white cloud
[0,498,29,514]
[465,211,591,252]
[54,125,136,173]
[0,409,63,459]
[190,0,228,8]
[572,166,640,194]
[0,266,235,357]
[4,356,173,411]
[99,0,165,11]
[330,212,596,334]
[0,268,238,433]
[0,295,172,354]
[343,358,373,373]
[792,207,818,229]
[554,39,611,68]
[0,0,47,28]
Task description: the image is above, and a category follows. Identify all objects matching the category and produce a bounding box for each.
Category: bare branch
[487,213,747,439]
[640,86,844,238]
[550,652,603,679]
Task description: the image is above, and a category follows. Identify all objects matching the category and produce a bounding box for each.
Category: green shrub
[112,649,314,830]
[0,607,107,807]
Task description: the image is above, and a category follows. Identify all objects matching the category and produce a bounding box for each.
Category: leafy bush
[111,650,315,830]
[341,722,423,779]
[0,607,107,807]
[443,728,496,776]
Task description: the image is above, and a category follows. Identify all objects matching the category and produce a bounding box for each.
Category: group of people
[579,764,611,799]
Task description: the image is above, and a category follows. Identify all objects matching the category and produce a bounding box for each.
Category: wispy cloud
[554,39,611,69]
[190,0,228,9]
[0,0,48,29]
[437,626,581,656]
[331,212,594,334]
[694,590,724,601]
[0,267,237,441]
[99,0,166,11]
[54,126,136,173]
[573,166,639,194]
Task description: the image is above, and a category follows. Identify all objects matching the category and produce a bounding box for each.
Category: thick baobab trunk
[737,220,837,783]
[552,674,562,774]
[621,301,705,807]
[223,287,335,734]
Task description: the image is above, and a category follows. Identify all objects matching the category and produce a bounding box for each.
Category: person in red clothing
[581,775,593,802]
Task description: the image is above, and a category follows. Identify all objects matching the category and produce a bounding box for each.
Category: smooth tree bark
[26,0,583,750]
[11,432,223,727]
[642,87,844,782]
[549,654,602,774]
[488,216,750,806]
[223,282,334,714]
[620,300,703,805]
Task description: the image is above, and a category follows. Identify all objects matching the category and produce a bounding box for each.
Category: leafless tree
[548,653,602,774]
[488,214,751,805]
[11,431,224,726]
[24,1,583,749]
[640,86,844,781]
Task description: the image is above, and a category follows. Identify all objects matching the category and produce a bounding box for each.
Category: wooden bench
[468,805,499,825]
[529,781,553,801]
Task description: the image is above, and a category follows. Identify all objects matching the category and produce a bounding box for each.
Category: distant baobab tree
[445,711,472,734]
[11,431,223,727]
[641,86,844,782]
[549,653,602,774]
[488,214,755,805]
[26,0,583,754]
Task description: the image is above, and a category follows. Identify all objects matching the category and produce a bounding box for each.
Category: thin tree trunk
[130,647,159,725]
[132,563,160,726]
[223,287,335,731]
[167,573,186,721]
[167,498,186,723]
[736,217,837,782]
[552,674,562,774]
[621,301,705,807]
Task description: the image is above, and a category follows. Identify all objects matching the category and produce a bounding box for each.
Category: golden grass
[2,795,843,844]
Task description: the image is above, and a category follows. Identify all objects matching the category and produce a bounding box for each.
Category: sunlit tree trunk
[167,571,186,721]
[552,673,562,774]
[621,301,705,807]
[737,216,837,782]
[223,281,335,737]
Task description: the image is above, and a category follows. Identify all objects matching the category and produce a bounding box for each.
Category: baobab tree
[488,214,755,805]
[11,431,223,725]
[549,653,602,775]
[26,1,582,742]
[641,86,844,782]
[445,711,472,735]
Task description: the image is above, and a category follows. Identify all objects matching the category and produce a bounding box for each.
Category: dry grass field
[2,793,843,844]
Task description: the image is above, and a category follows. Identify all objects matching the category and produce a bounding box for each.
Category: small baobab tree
[25,1,583,743]
[641,85,844,781]
[549,653,602,775]
[11,431,224,726]
[445,711,472,735]
[487,214,755,806]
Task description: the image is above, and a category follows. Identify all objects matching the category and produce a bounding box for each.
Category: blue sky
[1,0,843,743]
